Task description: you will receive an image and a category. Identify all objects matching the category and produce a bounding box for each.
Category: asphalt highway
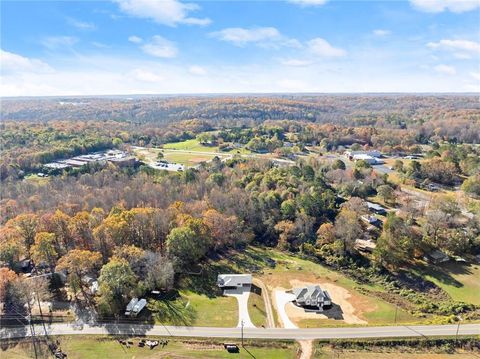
[1,323,478,341]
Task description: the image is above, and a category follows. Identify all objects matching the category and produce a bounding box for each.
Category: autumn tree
[0,267,17,303]
[6,214,38,252]
[96,258,137,315]
[374,213,414,270]
[203,209,250,249]
[167,225,209,266]
[334,209,362,256]
[112,244,147,276]
[56,249,102,298]
[377,184,396,204]
[316,222,335,246]
[0,227,23,267]
[274,220,296,250]
[30,232,58,272]
[461,175,480,197]
[142,252,174,292]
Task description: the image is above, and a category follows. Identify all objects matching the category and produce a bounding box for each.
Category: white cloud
[280,58,313,67]
[210,27,301,48]
[434,64,456,75]
[373,29,391,36]
[114,0,211,27]
[410,0,480,13]
[41,36,78,50]
[288,0,328,7]
[67,17,96,30]
[470,72,480,81]
[307,38,346,57]
[188,65,207,75]
[210,27,281,46]
[91,42,109,48]
[141,35,178,58]
[130,68,164,82]
[0,49,53,74]
[128,35,143,44]
[427,39,480,53]
[453,53,472,59]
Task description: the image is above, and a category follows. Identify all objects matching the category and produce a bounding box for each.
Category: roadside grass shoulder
[1,336,297,359]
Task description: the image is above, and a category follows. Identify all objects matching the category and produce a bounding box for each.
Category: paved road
[2,323,478,341]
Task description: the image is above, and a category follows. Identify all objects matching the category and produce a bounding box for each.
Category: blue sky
[1,0,479,96]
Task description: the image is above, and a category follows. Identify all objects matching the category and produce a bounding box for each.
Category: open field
[163,139,220,152]
[164,138,251,155]
[1,336,297,359]
[413,262,480,306]
[133,146,228,167]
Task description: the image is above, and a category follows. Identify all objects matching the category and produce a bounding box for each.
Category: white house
[217,274,252,288]
[345,150,382,158]
[293,285,332,311]
[352,154,381,165]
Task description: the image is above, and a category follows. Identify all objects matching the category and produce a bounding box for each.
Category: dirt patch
[285,280,367,325]
[298,340,313,359]
[189,157,211,163]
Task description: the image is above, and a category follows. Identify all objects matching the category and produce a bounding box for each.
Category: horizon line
[2,91,479,100]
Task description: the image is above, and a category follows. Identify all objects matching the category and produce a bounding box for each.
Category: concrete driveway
[224,285,255,328]
[274,290,298,329]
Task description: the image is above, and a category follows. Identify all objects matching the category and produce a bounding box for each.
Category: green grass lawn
[164,139,220,152]
[2,336,297,359]
[179,290,238,327]
[163,151,217,166]
[134,147,224,167]
[24,173,50,184]
[413,262,480,305]
[247,287,268,327]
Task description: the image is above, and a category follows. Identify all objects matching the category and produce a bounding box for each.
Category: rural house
[293,285,332,311]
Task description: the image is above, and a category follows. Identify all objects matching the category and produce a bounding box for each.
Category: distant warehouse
[351,154,382,165]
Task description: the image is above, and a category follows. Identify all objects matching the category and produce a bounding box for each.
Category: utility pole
[455,315,462,343]
[241,320,244,347]
[26,298,39,359]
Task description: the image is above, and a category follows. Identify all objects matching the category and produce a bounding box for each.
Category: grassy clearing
[24,174,50,184]
[179,290,238,327]
[162,151,217,166]
[413,262,480,305]
[164,139,220,152]
[2,336,297,359]
[163,138,251,155]
[133,146,227,166]
[248,286,268,327]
